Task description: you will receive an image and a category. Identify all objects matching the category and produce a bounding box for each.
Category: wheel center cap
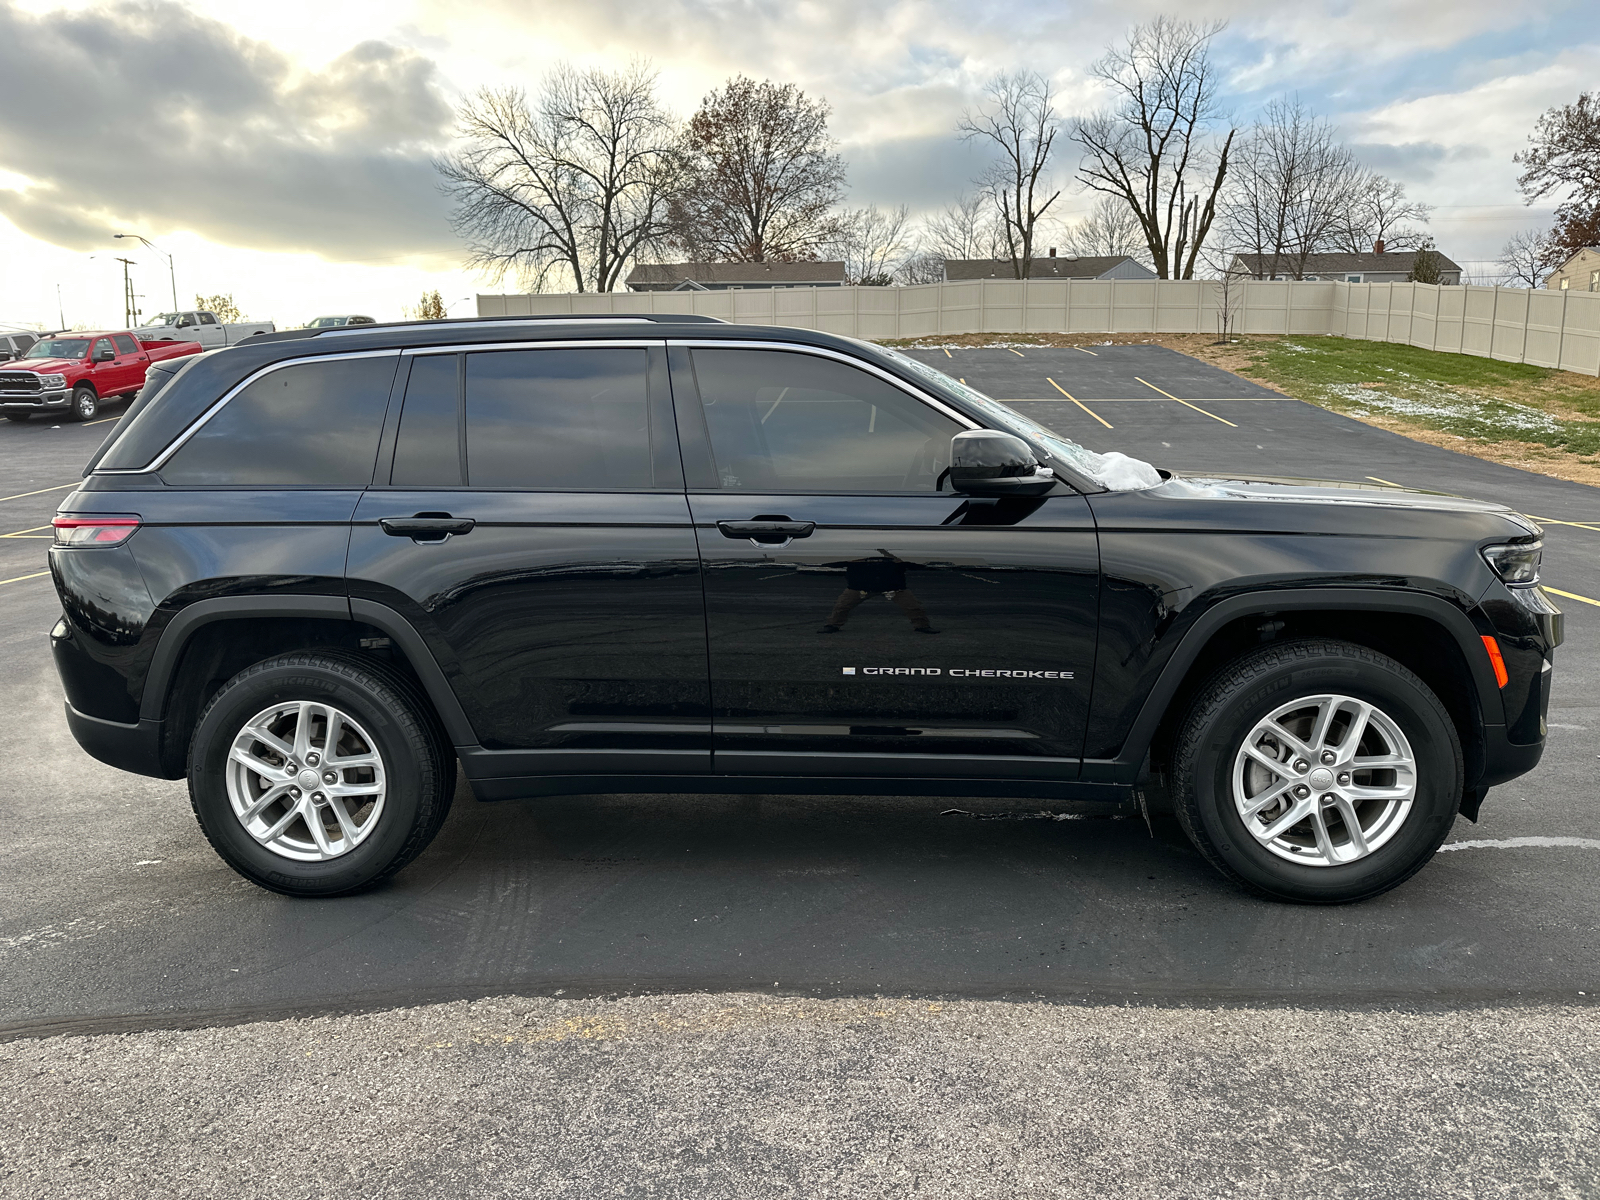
[297,769,320,790]
[1309,767,1335,790]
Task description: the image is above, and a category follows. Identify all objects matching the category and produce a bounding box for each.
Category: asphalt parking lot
[1,351,1597,1196]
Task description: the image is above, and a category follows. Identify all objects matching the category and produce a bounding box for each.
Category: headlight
[1482,540,1542,586]
[38,374,67,389]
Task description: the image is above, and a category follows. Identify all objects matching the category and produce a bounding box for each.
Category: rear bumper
[62,702,176,779]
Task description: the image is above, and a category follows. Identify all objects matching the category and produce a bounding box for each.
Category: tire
[1171,639,1462,904]
[69,385,97,422]
[188,651,453,897]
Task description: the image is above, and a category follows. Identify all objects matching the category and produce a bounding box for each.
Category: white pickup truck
[139,310,274,348]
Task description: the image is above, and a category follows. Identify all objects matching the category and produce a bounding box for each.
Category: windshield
[23,338,90,360]
[143,313,181,327]
[874,345,1162,492]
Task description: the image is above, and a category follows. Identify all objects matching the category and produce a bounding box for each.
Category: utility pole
[113,233,176,312]
[114,257,138,327]
[56,284,65,330]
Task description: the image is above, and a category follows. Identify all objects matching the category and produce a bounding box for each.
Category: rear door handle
[717,519,815,545]
[380,514,476,542]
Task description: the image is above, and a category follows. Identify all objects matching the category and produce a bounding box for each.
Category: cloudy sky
[0,0,1594,331]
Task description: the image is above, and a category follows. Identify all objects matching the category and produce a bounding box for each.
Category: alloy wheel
[224,701,388,861]
[1231,693,1417,867]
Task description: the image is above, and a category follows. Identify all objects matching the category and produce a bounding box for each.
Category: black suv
[49,316,1561,903]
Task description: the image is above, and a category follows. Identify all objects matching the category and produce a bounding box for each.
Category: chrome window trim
[667,339,980,430]
[94,349,402,475]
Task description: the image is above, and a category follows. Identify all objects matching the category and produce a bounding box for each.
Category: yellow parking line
[0,525,51,538]
[1073,346,1098,356]
[1007,349,1025,357]
[1543,586,1600,608]
[1366,476,1401,487]
[85,415,118,426]
[1134,377,1238,427]
[0,570,50,587]
[0,482,76,504]
[1046,378,1112,429]
[943,348,953,358]
[1528,515,1600,533]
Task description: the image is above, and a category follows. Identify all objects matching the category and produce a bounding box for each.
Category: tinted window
[391,354,462,486]
[160,356,396,486]
[690,349,960,492]
[14,334,34,352]
[112,334,138,356]
[198,313,218,325]
[465,348,653,489]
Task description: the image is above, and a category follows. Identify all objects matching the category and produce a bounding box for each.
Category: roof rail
[313,312,725,337]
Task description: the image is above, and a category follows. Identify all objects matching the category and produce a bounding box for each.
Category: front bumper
[0,390,70,410]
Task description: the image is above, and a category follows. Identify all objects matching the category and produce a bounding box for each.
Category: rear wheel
[188,652,453,897]
[69,385,97,422]
[1171,639,1462,903]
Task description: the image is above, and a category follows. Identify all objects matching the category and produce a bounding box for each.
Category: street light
[113,233,177,313]
[445,295,474,315]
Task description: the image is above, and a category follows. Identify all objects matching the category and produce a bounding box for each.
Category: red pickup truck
[0,330,203,423]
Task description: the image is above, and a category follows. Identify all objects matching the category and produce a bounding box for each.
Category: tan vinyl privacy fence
[477,279,1600,376]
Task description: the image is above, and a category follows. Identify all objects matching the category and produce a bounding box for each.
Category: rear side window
[159,356,396,486]
[112,334,138,356]
[464,348,653,489]
[199,313,218,326]
[689,349,961,492]
[391,354,462,487]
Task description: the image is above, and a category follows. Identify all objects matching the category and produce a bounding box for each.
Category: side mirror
[93,345,115,362]
[948,430,1056,497]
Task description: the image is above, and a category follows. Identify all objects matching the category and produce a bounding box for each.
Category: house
[942,253,1155,281]
[1544,247,1600,291]
[1227,248,1462,285]
[625,261,847,291]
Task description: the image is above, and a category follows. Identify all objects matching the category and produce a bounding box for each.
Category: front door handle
[717,519,815,546]
[380,514,476,542]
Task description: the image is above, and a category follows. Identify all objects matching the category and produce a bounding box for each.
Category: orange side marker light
[1481,635,1509,688]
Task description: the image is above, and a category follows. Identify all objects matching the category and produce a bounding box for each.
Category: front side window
[159,356,395,486]
[464,348,654,489]
[689,348,961,493]
[24,338,90,359]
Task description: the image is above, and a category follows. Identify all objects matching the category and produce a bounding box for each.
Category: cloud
[0,0,456,261]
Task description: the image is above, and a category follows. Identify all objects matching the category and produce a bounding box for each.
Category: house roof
[1229,250,1462,275]
[626,261,847,286]
[943,256,1150,280]
[1550,246,1600,274]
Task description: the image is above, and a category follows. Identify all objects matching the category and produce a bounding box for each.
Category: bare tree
[922,192,1002,261]
[436,63,679,293]
[1072,17,1235,279]
[896,250,949,285]
[1332,174,1432,253]
[832,204,913,285]
[1218,98,1365,279]
[1061,194,1149,261]
[1406,239,1444,284]
[667,76,847,262]
[1498,228,1555,287]
[958,71,1063,277]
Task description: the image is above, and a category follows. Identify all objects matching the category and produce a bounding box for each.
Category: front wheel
[1171,639,1463,904]
[69,385,97,421]
[188,652,453,897]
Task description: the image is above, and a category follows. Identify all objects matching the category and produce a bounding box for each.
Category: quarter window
[463,348,654,489]
[688,348,960,492]
[159,356,396,486]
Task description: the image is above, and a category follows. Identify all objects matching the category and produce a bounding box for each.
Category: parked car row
[0,331,203,422]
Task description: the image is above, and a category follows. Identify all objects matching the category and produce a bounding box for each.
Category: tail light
[52,514,141,547]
